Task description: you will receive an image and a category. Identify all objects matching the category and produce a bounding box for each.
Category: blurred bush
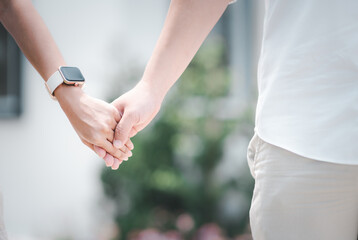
[101,37,254,240]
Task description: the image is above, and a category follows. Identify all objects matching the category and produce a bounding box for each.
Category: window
[0,23,21,117]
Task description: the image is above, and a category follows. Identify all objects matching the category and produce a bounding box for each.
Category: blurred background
[0,0,264,239]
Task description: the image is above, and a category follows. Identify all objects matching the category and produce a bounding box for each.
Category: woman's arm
[0,0,64,80]
[0,0,132,169]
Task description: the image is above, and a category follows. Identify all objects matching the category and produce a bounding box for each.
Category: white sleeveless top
[255,0,358,164]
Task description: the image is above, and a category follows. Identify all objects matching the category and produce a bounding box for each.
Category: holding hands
[73,0,231,168]
[56,80,162,170]
[55,85,133,169]
[0,0,230,169]
[55,85,135,170]
[93,81,163,169]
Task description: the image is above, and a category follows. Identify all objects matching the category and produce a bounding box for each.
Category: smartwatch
[45,66,85,100]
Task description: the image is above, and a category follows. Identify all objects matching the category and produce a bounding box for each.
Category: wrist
[55,84,84,106]
[46,66,85,101]
[139,76,171,102]
[137,79,166,107]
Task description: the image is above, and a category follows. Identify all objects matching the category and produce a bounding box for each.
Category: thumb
[113,111,134,149]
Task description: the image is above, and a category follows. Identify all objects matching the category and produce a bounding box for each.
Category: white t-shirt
[255,0,358,164]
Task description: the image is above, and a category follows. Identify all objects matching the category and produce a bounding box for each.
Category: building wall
[0,1,168,239]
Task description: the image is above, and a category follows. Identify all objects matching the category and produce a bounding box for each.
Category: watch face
[59,66,85,82]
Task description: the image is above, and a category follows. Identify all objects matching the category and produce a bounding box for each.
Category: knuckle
[98,124,109,134]
[107,117,115,126]
[112,108,120,118]
[104,127,113,136]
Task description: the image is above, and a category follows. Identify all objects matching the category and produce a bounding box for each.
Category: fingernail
[123,157,128,161]
[114,140,124,148]
[128,151,133,157]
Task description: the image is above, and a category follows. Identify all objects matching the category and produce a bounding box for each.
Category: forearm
[0,0,65,81]
[0,0,131,164]
[0,0,81,102]
[141,0,230,101]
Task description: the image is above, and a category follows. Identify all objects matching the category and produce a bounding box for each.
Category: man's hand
[55,85,133,169]
[93,81,162,160]
[112,81,163,146]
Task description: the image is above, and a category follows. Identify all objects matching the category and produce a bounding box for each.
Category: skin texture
[95,0,231,156]
[0,0,131,169]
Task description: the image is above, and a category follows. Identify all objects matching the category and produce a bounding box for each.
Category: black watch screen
[60,66,85,83]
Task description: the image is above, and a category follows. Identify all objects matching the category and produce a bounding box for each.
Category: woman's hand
[55,85,133,169]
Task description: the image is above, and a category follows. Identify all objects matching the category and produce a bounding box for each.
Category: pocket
[247,132,260,178]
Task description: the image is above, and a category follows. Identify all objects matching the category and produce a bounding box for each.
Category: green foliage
[101,37,254,239]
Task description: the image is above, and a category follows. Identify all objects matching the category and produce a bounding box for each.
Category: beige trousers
[0,192,7,240]
[247,133,358,240]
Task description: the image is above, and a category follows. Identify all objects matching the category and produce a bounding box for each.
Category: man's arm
[110,0,230,148]
[141,0,230,100]
[0,0,132,169]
